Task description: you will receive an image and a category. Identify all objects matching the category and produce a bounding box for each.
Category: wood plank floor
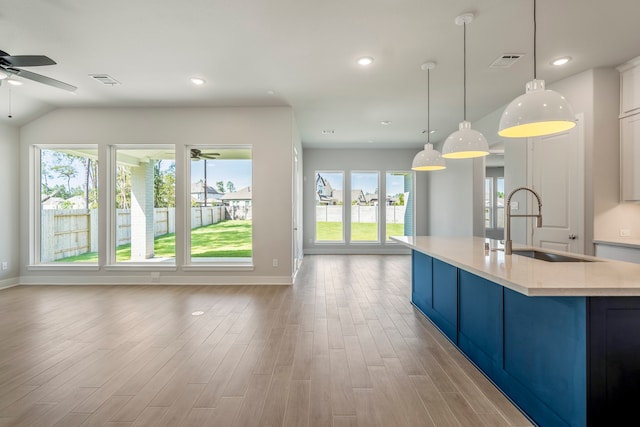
[0,255,533,427]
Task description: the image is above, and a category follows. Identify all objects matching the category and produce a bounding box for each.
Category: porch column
[130,162,154,260]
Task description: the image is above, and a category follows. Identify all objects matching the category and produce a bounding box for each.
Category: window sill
[104,264,178,272]
[28,263,100,271]
[181,263,254,272]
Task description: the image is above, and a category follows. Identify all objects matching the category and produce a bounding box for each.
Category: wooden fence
[41,206,226,262]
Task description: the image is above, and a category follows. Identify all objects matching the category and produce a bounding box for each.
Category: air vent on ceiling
[88,74,121,85]
[321,129,335,135]
[489,54,524,68]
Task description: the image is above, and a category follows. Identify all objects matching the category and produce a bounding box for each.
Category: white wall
[19,107,296,285]
[426,154,485,237]
[0,121,20,288]
[303,148,426,254]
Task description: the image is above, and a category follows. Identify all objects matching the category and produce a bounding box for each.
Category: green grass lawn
[56,220,252,262]
[315,222,405,241]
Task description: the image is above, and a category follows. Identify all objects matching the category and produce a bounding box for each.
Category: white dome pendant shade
[498,0,576,138]
[412,61,446,171]
[442,120,489,159]
[441,13,489,160]
[498,79,575,137]
[412,143,446,171]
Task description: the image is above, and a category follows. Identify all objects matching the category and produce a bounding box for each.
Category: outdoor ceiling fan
[0,49,77,92]
[190,148,220,160]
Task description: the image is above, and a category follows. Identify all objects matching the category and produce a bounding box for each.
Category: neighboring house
[191,180,224,206]
[334,189,367,205]
[366,193,378,205]
[221,186,252,220]
[315,173,337,205]
[221,186,252,207]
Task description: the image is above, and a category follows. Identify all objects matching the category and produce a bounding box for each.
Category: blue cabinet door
[411,251,433,316]
[458,270,503,377]
[432,258,458,343]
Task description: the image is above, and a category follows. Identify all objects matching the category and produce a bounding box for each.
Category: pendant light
[498,0,575,138]
[442,13,489,159]
[412,62,446,171]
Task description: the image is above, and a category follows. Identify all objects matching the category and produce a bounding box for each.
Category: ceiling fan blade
[0,55,56,67]
[11,68,77,92]
[201,153,220,159]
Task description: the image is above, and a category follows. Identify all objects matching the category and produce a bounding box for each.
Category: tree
[398,193,405,206]
[51,164,77,194]
[226,181,236,193]
[116,166,131,209]
[216,181,224,193]
[154,160,176,208]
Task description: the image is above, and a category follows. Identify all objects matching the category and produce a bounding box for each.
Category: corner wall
[0,122,20,289]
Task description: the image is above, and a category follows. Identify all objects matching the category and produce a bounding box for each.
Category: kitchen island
[392,236,640,427]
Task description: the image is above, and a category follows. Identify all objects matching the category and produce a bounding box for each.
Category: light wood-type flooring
[0,255,533,427]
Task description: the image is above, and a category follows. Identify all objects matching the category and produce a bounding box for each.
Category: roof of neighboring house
[221,186,252,201]
[333,189,366,204]
[190,181,224,195]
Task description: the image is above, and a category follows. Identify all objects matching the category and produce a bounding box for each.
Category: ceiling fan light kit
[0,49,77,92]
[498,0,576,138]
[442,12,489,159]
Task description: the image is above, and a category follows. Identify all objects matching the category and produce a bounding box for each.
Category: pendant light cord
[533,0,537,79]
[463,21,467,121]
[427,68,430,143]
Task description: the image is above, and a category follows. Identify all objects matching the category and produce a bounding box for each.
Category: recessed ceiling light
[368,140,374,143]
[551,56,571,66]
[190,77,205,85]
[357,56,374,66]
[266,90,275,95]
[191,311,205,316]
[7,79,22,86]
[380,121,391,125]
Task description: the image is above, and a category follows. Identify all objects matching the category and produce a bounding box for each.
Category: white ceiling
[1,0,639,149]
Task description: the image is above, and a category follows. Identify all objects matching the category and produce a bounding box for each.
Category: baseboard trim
[304,248,411,255]
[18,274,293,286]
[0,277,20,290]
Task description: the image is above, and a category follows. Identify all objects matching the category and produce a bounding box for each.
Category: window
[351,172,379,242]
[189,146,252,263]
[385,171,413,240]
[112,147,176,264]
[315,171,344,242]
[38,147,99,263]
[485,169,505,239]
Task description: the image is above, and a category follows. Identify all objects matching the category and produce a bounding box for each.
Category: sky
[42,149,252,192]
[191,159,252,190]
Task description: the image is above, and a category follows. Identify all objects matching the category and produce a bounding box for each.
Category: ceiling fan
[0,49,77,92]
[190,148,220,160]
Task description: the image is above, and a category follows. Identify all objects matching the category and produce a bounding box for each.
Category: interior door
[528,114,584,254]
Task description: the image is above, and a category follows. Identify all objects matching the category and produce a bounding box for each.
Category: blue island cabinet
[411,250,594,427]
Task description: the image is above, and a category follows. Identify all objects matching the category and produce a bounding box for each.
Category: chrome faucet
[505,186,543,255]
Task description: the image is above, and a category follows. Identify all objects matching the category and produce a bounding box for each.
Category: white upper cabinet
[619,57,640,117]
[621,112,640,201]
[619,56,640,201]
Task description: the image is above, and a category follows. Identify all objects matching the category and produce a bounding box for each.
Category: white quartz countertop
[392,236,640,297]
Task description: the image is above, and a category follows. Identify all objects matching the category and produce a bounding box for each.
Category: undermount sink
[511,249,595,263]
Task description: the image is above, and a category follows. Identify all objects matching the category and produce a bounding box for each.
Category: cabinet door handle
[568,234,577,240]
